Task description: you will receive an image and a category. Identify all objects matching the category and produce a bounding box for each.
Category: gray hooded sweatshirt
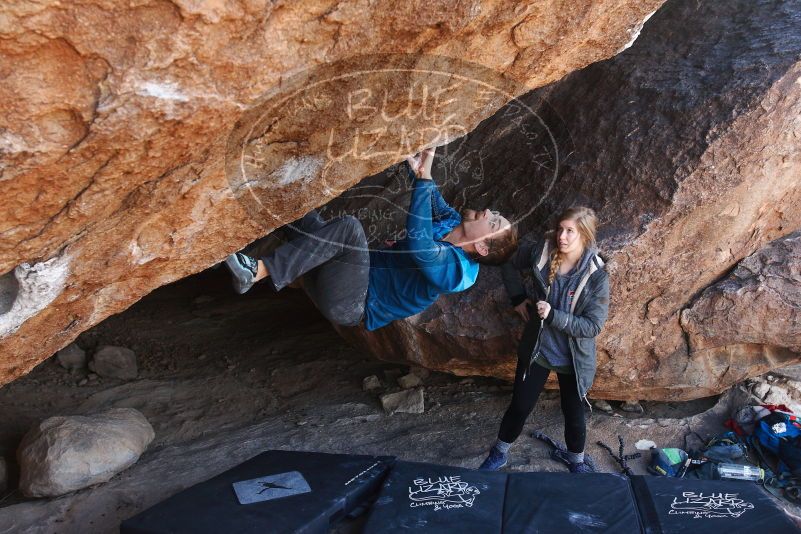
[538,246,597,369]
[501,232,610,403]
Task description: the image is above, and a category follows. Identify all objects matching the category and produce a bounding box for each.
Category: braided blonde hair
[547,206,598,287]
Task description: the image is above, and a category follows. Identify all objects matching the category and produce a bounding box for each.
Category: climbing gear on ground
[597,436,641,477]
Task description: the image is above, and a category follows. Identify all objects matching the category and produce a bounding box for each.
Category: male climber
[224,146,518,331]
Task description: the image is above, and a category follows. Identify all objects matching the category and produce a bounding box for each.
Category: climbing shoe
[568,461,596,474]
[479,445,508,471]
[552,448,596,473]
[224,252,258,294]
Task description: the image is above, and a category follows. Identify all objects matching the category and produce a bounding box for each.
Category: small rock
[56,343,86,372]
[620,400,644,414]
[593,399,614,414]
[409,366,430,380]
[89,345,137,380]
[0,456,7,492]
[635,439,657,450]
[787,379,801,394]
[397,373,423,389]
[362,375,381,391]
[88,373,98,381]
[197,354,207,361]
[459,378,474,385]
[17,408,154,497]
[753,381,771,400]
[77,378,88,387]
[380,388,425,415]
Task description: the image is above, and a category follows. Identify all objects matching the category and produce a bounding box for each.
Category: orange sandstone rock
[0,1,664,385]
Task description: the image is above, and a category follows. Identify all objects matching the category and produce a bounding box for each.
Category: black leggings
[497,355,587,453]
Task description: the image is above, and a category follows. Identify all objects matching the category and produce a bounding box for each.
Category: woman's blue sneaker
[479,445,508,471]
[224,252,258,294]
[552,448,596,473]
[568,461,595,473]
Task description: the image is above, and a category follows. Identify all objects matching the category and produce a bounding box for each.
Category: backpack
[780,435,801,476]
[700,431,749,463]
[751,411,801,475]
[648,448,688,477]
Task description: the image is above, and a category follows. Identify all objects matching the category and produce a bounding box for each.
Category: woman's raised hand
[514,298,532,322]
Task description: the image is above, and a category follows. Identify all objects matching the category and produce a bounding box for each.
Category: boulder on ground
[397,373,423,389]
[56,343,86,372]
[362,375,381,392]
[89,345,137,380]
[593,399,614,414]
[380,389,424,415]
[621,401,645,414]
[17,408,154,497]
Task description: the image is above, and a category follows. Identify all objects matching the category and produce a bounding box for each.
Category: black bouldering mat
[363,461,507,533]
[120,450,394,534]
[503,472,643,533]
[630,475,801,533]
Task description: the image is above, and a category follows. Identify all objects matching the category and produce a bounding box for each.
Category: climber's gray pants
[260,211,369,326]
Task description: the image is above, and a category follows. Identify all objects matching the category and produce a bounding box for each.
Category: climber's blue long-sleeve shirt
[364,171,479,331]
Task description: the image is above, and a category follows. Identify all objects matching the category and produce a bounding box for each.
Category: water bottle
[716,463,765,483]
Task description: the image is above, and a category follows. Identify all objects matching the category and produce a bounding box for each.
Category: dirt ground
[0,268,798,533]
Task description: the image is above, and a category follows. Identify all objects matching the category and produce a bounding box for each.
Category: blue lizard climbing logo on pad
[233,471,311,505]
[408,475,481,511]
[669,491,754,519]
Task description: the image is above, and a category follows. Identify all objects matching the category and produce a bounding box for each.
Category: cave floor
[0,268,797,532]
